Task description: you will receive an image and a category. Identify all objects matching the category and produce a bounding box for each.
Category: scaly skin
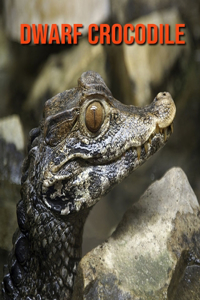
[2,71,176,299]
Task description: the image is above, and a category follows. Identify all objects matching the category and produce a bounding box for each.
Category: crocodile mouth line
[94,121,174,164]
[134,122,174,160]
[43,122,174,188]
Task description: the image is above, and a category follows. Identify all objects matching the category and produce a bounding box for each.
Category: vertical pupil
[90,105,97,127]
[85,102,103,133]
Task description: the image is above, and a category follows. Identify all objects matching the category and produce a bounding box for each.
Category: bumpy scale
[2,71,176,299]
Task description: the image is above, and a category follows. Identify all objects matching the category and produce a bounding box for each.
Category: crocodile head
[28,71,176,216]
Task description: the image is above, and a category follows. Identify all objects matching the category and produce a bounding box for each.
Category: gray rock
[0,115,24,251]
[4,0,110,42]
[0,17,12,118]
[73,168,200,300]
[0,114,24,152]
[23,38,110,126]
[107,8,191,106]
[126,9,191,106]
[110,0,200,41]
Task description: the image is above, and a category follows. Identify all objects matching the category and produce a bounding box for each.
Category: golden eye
[85,101,104,133]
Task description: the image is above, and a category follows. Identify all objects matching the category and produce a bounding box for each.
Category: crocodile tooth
[144,142,148,154]
[164,128,167,141]
[137,146,141,160]
[156,124,159,134]
[160,128,163,134]
[170,123,174,133]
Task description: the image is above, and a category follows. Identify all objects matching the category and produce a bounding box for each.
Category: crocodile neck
[13,190,90,299]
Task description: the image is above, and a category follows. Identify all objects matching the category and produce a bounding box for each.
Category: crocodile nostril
[163,92,166,96]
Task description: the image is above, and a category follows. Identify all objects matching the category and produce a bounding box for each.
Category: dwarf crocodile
[2,71,176,299]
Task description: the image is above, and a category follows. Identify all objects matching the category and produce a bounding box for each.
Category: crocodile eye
[85,101,104,133]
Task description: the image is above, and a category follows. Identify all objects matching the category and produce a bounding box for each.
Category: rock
[0,17,12,118]
[73,168,200,300]
[0,115,24,152]
[0,115,24,251]
[3,0,110,42]
[108,8,191,106]
[23,38,110,127]
[110,0,200,41]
